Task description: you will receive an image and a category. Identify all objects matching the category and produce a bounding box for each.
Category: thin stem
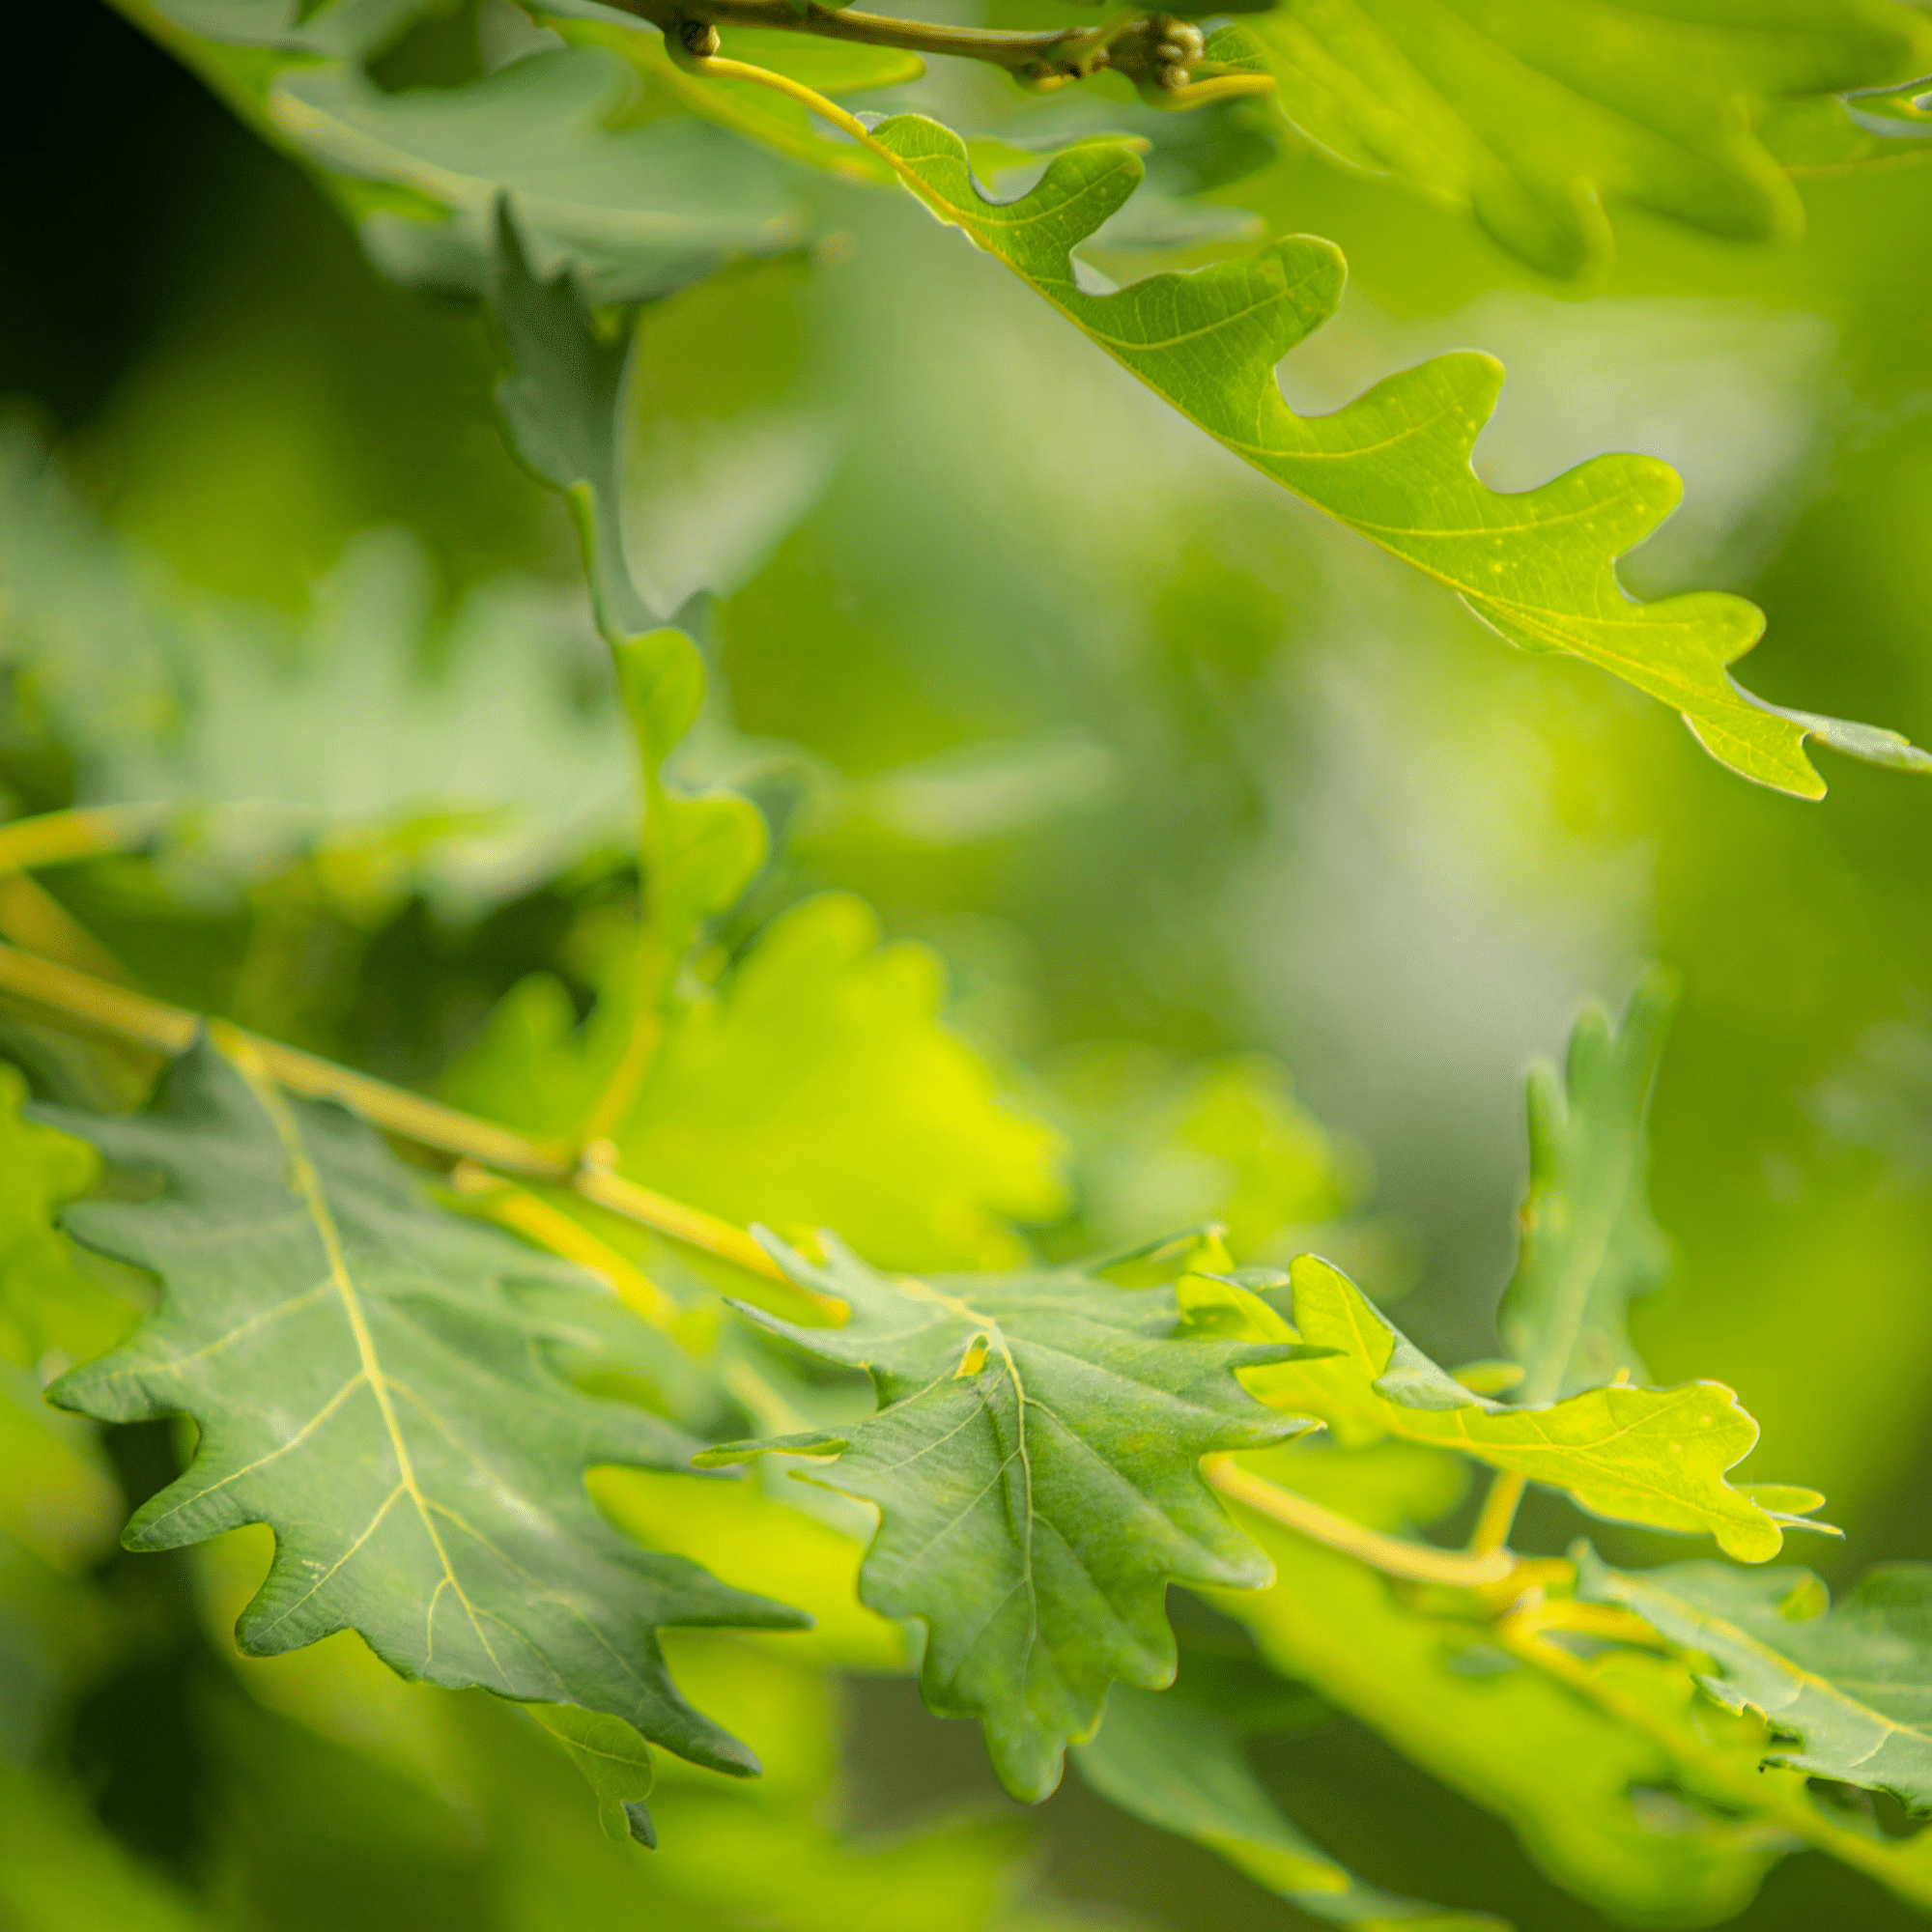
[0,941,788,1287]
[1205,1457,1519,1588]
[640,0,1273,98]
[1467,1469,1526,1555]
[1500,1616,1932,1908]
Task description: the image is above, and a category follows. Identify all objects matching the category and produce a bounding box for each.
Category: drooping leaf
[1074,1673,1506,1928]
[846,111,1931,798]
[1239,0,1932,277]
[698,1230,1311,1801]
[1578,1546,1932,1811]
[1208,1441,1795,1923]
[0,1762,213,1932]
[1190,1256,1794,1559]
[43,1037,808,1774]
[1498,969,1674,1403]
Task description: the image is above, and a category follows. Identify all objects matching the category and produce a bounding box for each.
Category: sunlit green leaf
[1498,969,1674,1403]
[1241,0,1932,277]
[850,112,1931,798]
[1192,1256,1793,1559]
[1578,1546,1932,1811]
[699,1230,1309,1801]
[43,1037,807,1773]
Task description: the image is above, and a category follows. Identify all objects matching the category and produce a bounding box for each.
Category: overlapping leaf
[699,1231,1310,1801]
[43,1037,807,1774]
[1579,1547,1932,1810]
[1208,1442,1795,1923]
[1075,1670,1504,1928]
[850,111,1931,797]
[1240,0,1932,277]
[1498,970,1674,1403]
[1190,1256,1792,1558]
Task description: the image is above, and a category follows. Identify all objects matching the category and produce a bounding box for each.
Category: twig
[1206,1457,1519,1588]
[0,941,787,1287]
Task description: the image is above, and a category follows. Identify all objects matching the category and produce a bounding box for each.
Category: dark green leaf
[44,1037,807,1774]
[699,1231,1309,1800]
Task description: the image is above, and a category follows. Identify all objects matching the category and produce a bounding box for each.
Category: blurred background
[5,4,1932,1927]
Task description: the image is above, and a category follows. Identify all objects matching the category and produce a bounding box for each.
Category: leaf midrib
[224,1042,507,1682]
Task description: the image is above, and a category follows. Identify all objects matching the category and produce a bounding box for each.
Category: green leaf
[1075,1676,1506,1928]
[490,198,770,979]
[1210,1442,1794,1924]
[0,1064,130,1371]
[1200,1255,1792,1559]
[699,1231,1311,1801]
[1498,969,1674,1403]
[1046,1044,1360,1264]
[1239,0,1932,278]
[1577,1546,1932,1811]
[527,1703,659,1846]
[43,1037,808,1774]
[553,14,924,185]
[448,891,1067,1269]
[850,112,1930,798]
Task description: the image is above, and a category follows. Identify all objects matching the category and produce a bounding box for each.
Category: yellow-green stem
[0,942,788,1287]
[1467,1469,1526,1555]
[1206,1457,1519,1588]
[1500,1618,1932,1909]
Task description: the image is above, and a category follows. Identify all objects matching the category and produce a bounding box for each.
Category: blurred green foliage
[7,2,1932,1929]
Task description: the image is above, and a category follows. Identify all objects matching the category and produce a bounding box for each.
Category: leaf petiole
[1205,1456,1519,1590]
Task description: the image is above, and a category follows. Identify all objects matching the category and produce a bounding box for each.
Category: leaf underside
[858,111,1932,799]
[703,1231,1306,1801]
[43,1038,805,1775]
